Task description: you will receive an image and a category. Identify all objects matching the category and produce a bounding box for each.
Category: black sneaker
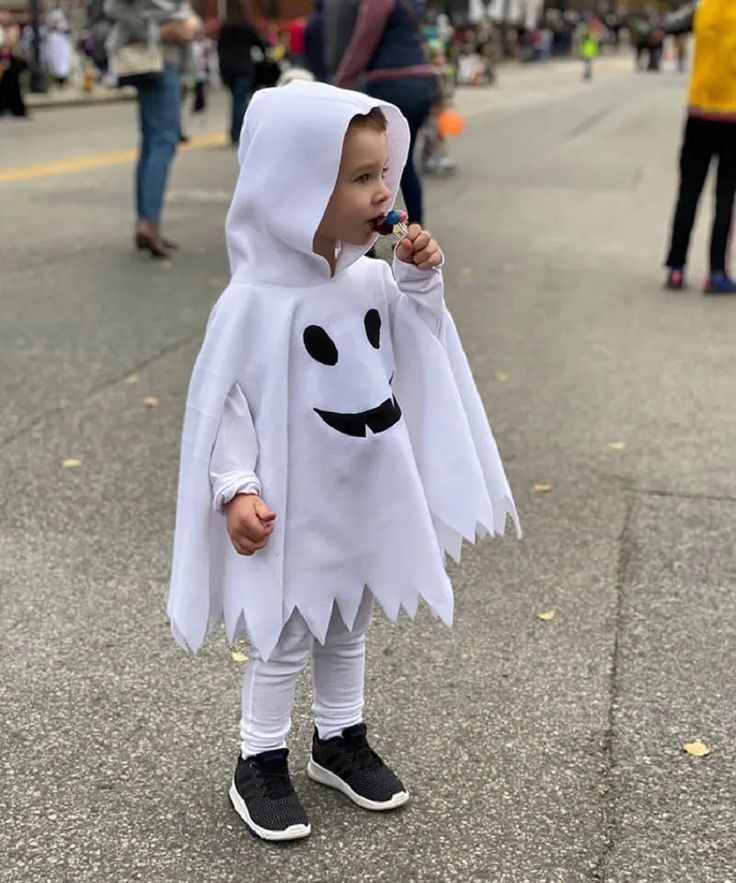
[307,724,409,811]
[229,749,311,841]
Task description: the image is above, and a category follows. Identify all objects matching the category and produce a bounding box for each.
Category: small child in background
[191,32,213,114]
[421,41,457,176]
[578,16,602,81]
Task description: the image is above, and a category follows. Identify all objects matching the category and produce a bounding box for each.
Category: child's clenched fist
[395,223,443,271]
[225,494,276,556]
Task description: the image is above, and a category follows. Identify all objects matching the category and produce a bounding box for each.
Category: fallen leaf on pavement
[495,372,509,382]
[608,442,626,451]
[125,374,139,385]
[533,484,552,493]
[62,458,81,469]
[537,610,557,621]
[231,651,248,663]
[683,741,710,757]
[144,396,160,408]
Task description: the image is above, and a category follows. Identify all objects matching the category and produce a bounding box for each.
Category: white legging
[240,592,374,758]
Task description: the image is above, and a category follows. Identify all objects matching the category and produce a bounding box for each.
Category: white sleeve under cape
[209,383,262,512]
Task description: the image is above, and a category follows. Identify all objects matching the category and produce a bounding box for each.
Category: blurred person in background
[218,5,266,146]
[421,39,456,175]
[475,18,501,81]
[105,0,201,257]
[578,15,601,81]
[647,15,665,71]
[43,9,73,87]
[673,30,689,73]
[629,12,652,71]
[84,0,113,82]
[605,11,622,50]
[664,0,736,294]
[190,29,213,114]
[332,0,434,225]
[632,11,665,72]
[286,15,307,69]
[322,0,360,79]
[0,18,28,118]
[305,0,328,82]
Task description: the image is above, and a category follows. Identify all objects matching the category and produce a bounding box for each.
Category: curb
[26,88,136,109]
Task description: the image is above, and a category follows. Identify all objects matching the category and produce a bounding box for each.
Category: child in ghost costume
[168,81,519,842]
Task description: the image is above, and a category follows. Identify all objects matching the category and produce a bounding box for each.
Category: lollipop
[372,208,408,237]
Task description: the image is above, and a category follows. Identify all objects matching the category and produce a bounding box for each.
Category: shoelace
[254,758,293,799]
[343,738,384,772]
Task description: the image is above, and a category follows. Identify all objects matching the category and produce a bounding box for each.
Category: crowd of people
[1,5,695,121]
[0,8,78,118]
[4,1,724,281]
[102,0,466,258]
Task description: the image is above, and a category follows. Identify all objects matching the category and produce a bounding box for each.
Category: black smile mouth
[314,395,402,437]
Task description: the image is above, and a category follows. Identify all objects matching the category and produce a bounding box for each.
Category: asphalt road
[2,57,736,882]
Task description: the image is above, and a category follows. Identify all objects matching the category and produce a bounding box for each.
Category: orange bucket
[436,107,466,138]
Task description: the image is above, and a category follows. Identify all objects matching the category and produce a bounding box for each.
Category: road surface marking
[0,131,228,184]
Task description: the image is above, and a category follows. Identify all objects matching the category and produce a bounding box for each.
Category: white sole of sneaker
[306,759,410,811]
[228,781,311,842]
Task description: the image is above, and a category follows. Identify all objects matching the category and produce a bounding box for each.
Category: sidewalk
[26,83,136,109]
[26,53,639,111]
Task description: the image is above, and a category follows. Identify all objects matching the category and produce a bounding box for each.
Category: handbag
[113,42,164,86]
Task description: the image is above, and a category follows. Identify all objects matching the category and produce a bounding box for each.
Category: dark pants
[367,76,434,225]
[226,74,253,146]
[666,116,736,273]
[192,80,206,113]
[647,45,661,71]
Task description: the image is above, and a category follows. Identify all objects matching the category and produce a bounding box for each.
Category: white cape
[168,82,519,660]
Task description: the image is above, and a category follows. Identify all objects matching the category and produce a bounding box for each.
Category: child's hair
[348,107,388,133]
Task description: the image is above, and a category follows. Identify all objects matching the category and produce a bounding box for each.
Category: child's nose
[375,182,391,203]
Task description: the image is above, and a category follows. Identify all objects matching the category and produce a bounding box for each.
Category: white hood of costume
[168,83,519,660]
[225,81,408,285]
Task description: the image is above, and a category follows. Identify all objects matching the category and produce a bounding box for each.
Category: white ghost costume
[168,82,519,752]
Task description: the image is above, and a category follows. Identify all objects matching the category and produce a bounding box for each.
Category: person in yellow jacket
[578,16,602,82]
[664,0,736,293]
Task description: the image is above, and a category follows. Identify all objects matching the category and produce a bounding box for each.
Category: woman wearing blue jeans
[135,61,182,256]
[105,3,199,257]
[333,0,435,225]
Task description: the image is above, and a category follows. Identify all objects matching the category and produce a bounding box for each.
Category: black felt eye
[303,325,338,365]
[364,309,381,349]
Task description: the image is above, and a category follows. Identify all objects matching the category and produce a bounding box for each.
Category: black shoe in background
[308,723,409,811]
[229,749,311,841]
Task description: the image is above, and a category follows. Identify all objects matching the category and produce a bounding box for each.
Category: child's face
[316,125,391,248]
